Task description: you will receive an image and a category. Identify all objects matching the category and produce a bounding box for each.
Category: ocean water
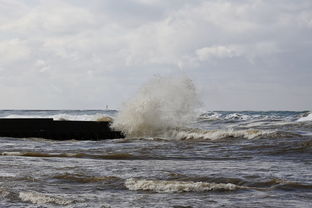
[0,109,311,208]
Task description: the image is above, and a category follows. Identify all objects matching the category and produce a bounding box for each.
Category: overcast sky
[0,0,311,110]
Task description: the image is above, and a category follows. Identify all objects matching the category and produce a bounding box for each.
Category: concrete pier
[0,118,125,140]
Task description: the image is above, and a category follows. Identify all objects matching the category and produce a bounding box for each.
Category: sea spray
[112,76,200,137]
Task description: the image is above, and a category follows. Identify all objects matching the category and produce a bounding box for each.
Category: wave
[166,128,275,140]
[19,191,74,205]
[297,112,312,122]
[125,178,239,193]
[122,128,286,141]
[247,178,312,191]
[198,111,309,123]
[0,187,10,198]
[53,173,120,183]
[1,151,149,160]
[1,151,78,157]
[120,127,301,141]
[198,112,223,121]
[198,112,253,121]
[125,176,312,194]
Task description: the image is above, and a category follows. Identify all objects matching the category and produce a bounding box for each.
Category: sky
[0,0,311,110]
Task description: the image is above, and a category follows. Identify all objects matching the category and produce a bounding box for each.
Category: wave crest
[125,178,238,193]
[19,191,74,205]
[167,128,274,140]
[297,112,312,122]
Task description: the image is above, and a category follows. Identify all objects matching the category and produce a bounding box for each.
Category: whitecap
[164,128,274,140]
[198,112,222,121]
[1,152,23,156]
[125,178,238,193]
[297,112,312,122]
[19,191,73,205]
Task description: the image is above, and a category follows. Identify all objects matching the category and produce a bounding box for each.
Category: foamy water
[19,192,74,205]
[167,128,275,140]
[125,178,239,193]
[297,112,312,122]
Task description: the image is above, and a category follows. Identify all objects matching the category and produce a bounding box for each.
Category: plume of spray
[112,75,201,137]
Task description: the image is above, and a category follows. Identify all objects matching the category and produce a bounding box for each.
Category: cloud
[0,38,31,63]
[0,0,311,110]
[196,45,241,60]
[0,1,96,33]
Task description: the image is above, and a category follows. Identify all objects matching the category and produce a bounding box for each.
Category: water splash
[112,76,200,137]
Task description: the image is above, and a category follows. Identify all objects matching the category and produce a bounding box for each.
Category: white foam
[167,128,273,140]
[112,76,200,137]
[297,113,312,122]
[121,128,274,141]
[125,178,238,193]
[1,151,23,156]
[198,112,222,120]
[0,172,17,177]
[224,113,251,120]
[0,187,10,198]
[19,191,73,205]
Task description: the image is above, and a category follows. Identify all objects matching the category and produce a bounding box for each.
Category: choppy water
[0,110,312,207]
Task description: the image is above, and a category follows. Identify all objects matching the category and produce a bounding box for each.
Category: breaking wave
[198,111,305,122]
[0,187,10,198]
[125,178,239,193]
[198,112,252,121]
[122,127,301,141]
[297,112,312,122]
[19,191,74,205]
[112,76,200,137]
[166,128,275,140]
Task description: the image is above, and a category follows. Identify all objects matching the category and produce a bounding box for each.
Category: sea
[0,109,311,208]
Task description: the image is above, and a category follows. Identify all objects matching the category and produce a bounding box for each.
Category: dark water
[0,110,311,207]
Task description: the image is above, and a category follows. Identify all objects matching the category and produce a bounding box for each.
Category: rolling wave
[126,128,300,141]
[19,191,74,205]
[167,128,275,140]
[297,112,312,122]
[125,178,239,193]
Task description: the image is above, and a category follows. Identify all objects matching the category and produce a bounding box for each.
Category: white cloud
[0,39,31,63]
[0,0,311,109]
[0,1,96,33]
[196,45,241,60]
[195,41,281,62]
